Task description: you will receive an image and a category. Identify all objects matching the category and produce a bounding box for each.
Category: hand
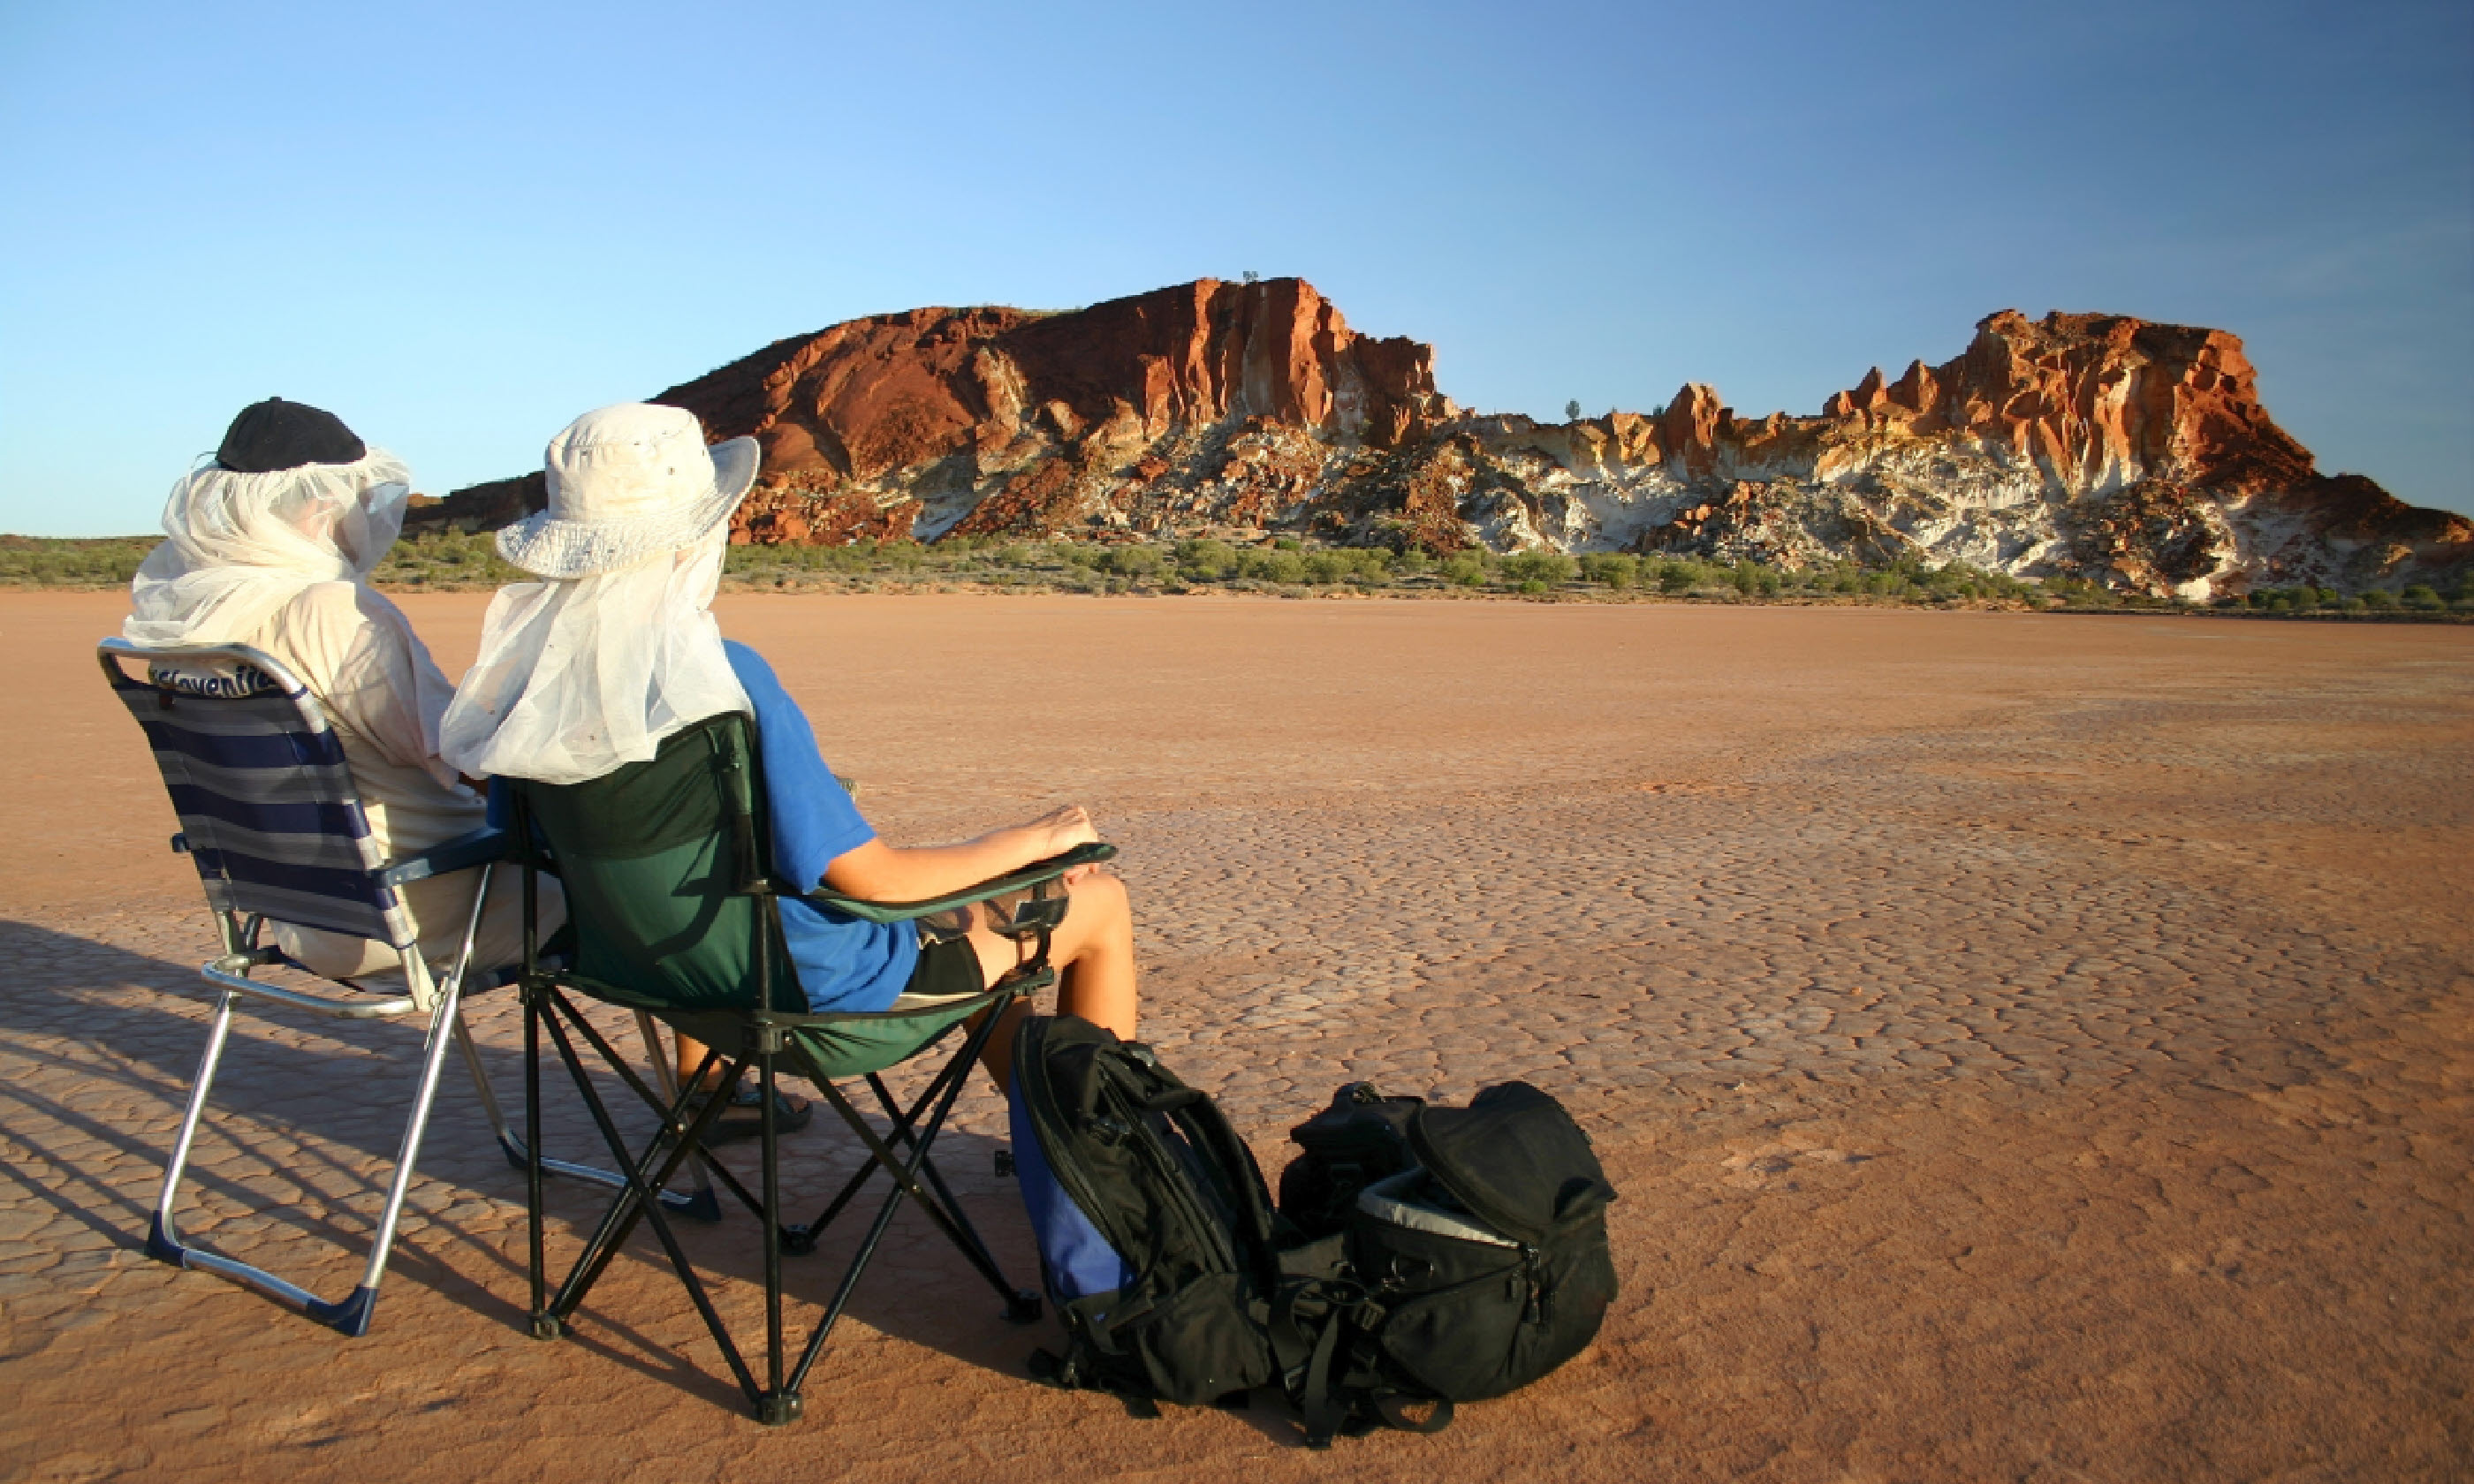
[1024,804,1098,859]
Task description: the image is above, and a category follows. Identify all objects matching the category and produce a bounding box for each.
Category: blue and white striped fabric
[107,643,418,950]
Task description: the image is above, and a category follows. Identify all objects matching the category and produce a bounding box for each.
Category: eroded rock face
[1374,308,2465,596]
[409,285,2468,596]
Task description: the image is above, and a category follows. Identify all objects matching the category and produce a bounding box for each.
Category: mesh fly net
[125,449,416,649]
[438,529,748,785]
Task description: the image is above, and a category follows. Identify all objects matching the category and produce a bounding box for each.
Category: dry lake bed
[1,589,2467,1482]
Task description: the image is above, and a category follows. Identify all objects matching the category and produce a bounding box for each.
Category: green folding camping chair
[506,708,1110,1424]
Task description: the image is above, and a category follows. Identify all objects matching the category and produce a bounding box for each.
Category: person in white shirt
[126,398,561,981]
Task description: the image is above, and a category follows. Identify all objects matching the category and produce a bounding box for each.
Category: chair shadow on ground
[0,917,1179,1433]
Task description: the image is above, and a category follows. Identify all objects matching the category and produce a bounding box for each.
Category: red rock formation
[1818,310,2319,494]
[405,285,2466,596]
[646,278,1446,523]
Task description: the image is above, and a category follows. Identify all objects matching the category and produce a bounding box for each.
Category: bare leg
[960,870,1137,1094]
[674,1032,717,1088]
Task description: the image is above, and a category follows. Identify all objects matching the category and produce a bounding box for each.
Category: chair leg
[785,1003,1028,1395]
[860,1071,1036,1321]
[525,985,555,1339]
[535,999,764,1408]
[463,1011,720,1223]
[304,965,466,1336]
[634,1011,719,1215]
[758,1041,797,1425]
[146,989,238,1268]
[148,965,469,1336]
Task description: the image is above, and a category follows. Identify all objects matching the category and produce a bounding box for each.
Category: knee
[1071,871,1131,935]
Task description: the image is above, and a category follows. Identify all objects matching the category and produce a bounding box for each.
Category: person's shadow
[0,916,1119,1427]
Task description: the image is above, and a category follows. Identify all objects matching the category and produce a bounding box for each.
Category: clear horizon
[4,0,2468,536]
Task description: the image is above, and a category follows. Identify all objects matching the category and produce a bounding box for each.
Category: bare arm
[821,805,1098,903]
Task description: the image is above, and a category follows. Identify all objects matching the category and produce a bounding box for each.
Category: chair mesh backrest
[103,641,416,949]
[512,712,801,1015]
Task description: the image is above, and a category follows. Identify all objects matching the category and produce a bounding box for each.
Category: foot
[684,1085,814,1144]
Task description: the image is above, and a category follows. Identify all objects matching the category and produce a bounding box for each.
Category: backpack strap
[1273,1278,1456,1448]
[1128,1068,1284,1288]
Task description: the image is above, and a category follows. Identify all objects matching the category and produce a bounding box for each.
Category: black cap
[215,398,367,473]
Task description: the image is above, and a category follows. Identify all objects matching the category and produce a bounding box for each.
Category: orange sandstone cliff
[409,281,2469,596]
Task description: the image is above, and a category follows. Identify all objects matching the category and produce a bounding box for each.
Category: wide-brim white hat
[496,403,760,579]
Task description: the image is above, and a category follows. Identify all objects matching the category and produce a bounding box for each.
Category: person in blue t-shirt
[716,633,1135,1094]
[443,405,1138,1117]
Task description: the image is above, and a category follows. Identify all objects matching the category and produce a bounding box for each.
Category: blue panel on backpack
[1009,1088,1135,1303]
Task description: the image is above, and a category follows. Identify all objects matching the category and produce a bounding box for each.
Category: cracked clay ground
[0,591,2466,1483]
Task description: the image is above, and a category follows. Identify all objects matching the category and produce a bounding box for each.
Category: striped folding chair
[98,637,711,1336]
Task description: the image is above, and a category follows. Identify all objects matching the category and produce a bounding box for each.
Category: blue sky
[3,0,2468,534]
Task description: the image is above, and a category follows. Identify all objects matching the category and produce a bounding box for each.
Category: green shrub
[1240,549,1307,584]
[1441,551,1489,586]
[1301,550,1352,584]
[1172,538,1238,579]
[1272,536,1302,551]
[1578,552,1636,587]
[1516,578,1549,595]
[993,542,1036,567]
[2358,587,2397,610]
[1103,545,1165,578]
[1055,543,1100,569]
[1500,550,1578,585]
[2402,584,2443,610]
[0,535,157,587]
[1731,560,1782,596]
[1658,561,1707,594]
[1392,547,1433,576]
[1342,548,1393,581]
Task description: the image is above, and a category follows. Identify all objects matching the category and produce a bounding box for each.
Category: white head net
[438,528,748,785]
[125,449,414,647]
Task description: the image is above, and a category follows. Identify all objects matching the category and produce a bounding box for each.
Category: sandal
[684,1084,814,1144]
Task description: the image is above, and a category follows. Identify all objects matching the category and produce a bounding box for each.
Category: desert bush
[993,542,1036,567]
[0,535,156,587]
[2402,584,2443,610]
[1578,552,1637,587]
[1300,550,1352,584]
[1500,550,1578,585]
[1102,545,1165,578]
[1172,538,1238,579]
[1241,549,1308,584]
[2358,587,2397,610]
[1731,560,1782,596]
[1440,551,1489,586]
[1392,547,1433,576]
[377,531,527,587]
[1272,536,1302,551]
[1658,560,1712,594]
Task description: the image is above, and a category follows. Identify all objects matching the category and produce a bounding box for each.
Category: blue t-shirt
[723,641,917,1012]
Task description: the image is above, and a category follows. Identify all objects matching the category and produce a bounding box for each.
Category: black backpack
[1271,1080,1620,1447]
[1277,1082,1423,1238]
[1007,1014,1290,1411]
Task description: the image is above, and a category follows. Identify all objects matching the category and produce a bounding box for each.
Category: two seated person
[129,398,1137,1112]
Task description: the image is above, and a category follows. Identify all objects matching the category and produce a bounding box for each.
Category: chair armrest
[375,826,511,889]
[800,842,1117,924]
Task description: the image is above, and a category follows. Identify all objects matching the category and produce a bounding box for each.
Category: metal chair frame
[506,724,1113,1423]
[100,637,711,1337]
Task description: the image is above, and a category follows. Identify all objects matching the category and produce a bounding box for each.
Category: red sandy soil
[0,589,2467,1483]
